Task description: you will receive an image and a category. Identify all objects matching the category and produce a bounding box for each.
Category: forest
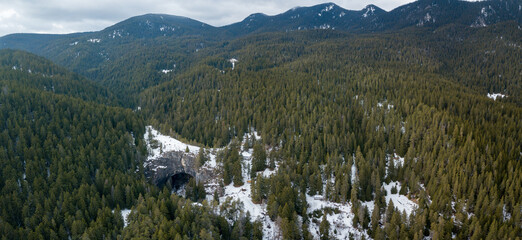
[0,18,521,240]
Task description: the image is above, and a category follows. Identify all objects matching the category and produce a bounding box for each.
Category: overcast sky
[0,0,476,37]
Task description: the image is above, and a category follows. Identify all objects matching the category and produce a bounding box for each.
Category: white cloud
[0,9,20,20]
[0,0,416,37]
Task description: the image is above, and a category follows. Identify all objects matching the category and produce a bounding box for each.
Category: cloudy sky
[1,0,418,37]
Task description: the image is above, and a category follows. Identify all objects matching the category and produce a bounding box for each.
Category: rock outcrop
[144,151,197,188]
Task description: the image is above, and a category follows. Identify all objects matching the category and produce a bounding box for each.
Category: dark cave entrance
[167,172,193,193]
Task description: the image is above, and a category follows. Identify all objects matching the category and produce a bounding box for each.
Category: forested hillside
[0,50,260,239]
[139,25,521,239]
[0,0,521,239]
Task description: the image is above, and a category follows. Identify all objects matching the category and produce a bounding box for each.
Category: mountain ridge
[0,0,519,105]
[1,0,520,40]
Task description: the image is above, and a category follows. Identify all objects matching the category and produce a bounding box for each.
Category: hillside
[0,0,520,106]
[0,0,521,239]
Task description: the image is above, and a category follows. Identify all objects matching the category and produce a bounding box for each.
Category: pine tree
[319,213,330,240]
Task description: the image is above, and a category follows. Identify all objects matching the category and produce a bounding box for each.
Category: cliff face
[144,151,197,187]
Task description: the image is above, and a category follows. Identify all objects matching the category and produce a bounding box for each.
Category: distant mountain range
[0,0,519,105]
[1,0,520,45]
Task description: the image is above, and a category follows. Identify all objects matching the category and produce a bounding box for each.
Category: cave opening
[168,172,193,194]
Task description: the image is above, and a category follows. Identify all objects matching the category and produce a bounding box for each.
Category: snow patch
[383,181,417,216]
[218,135,280,239]
[112,209,131,228]
[87,38,101,43]
[318,24,331,29]
[318,4,334,17]
[110,30,124,38]
[144,126,200,169]
[160,25,175,32]
[487,93,506,100]
[362,6,376,18]
[69,41,78,46]
[121,209,131,227]
[351,155,357,184]
[307,195,369,239]
[161,69,173,74]
[229,58,238,70]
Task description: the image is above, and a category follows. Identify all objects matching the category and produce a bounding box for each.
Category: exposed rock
[144,151,197,187]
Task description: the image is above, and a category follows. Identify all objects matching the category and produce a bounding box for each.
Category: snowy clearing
[307,195,369,240]
[144,126,200,164]
[487,93,506,100]
[383,181,417,216]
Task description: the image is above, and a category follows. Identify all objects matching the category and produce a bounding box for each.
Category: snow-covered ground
[145,126,200,161]
[307,195,370,240]
[487,93,506,100]
[382,181,417,216]
[215,133,279,239]
[143,126,418,239]
[121,209,131,227]
[144,126,278,238]
[221,177,279,239]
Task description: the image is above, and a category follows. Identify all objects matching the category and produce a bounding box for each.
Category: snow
[221,182,278,239]
[69,41,78,46]
[502,204,512,222]
[383,181,417,216]
[161,69,172,74]
[229,58,238,70]
[318,4,334,17]
[217,135,280,239]
[121,209,131,227]
[425,13,432,22]
[87,38,101,43]
[319,24,331,30]
[144,126,200,167]
[481,7,489,17]
[386,153,404,175]
[487,93,506,100]
[200,131,281,239]
[351,155,357,184]
[159,26,175,32]
[307,195,369,240]
[471,17,487,27]
[112,209,131,228]
[110,30,124,38]
[362,6,376,18]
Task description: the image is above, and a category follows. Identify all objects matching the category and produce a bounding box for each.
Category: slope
[0,49,119,105]
[137,25,521,239]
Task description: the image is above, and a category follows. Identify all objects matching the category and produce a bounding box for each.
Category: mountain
[0,0,519,104]
[383,0,522,29]
[223,3,391,35]
[0,1,521,239]
[2,0,520,46]
[99,14,222,40]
